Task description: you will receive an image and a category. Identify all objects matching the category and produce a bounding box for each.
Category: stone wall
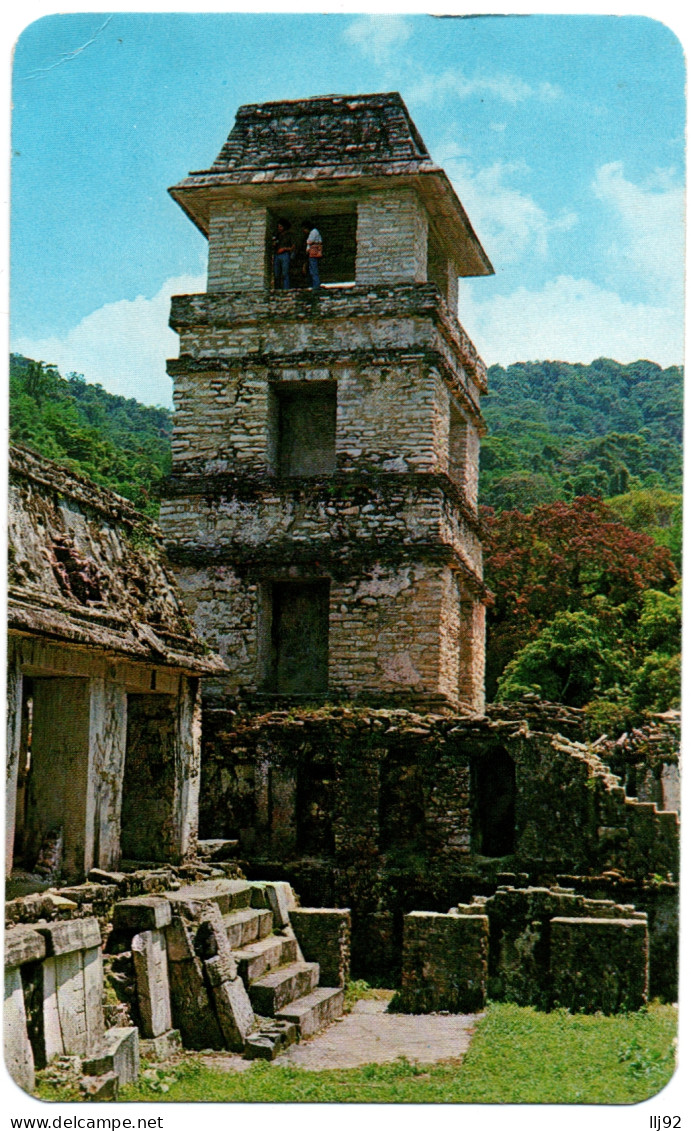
[355,190,428,284]
[197,704,678,982]
[207,200,268,292]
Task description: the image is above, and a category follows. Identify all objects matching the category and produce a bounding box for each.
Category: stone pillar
[35,919,105,1064]
[86,679,128,873]
[172,676,202,861]
[4,926,47,1093]
[207,199,268,291]
[355,190,428,284]
[458,599,486,714]
[5,641,23,877]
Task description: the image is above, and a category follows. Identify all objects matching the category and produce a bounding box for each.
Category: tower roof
[208,92,433,176]
[170,93,493,277]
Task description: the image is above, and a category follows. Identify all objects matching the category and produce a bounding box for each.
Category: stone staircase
[165,879,345,1059]
[220,890,344,1058]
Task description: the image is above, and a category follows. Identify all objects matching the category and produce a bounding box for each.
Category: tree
[483,496,678,696]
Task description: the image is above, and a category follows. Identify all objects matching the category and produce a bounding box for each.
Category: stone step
[222,908,273,949]
[243,1019,298,1061]
[165,879,251,915]
[248,961,319,1017]
[232,934,300,985]
[275,986,345,1038]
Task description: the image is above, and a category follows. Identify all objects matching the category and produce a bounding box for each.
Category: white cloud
[343,16,411,64]
[592,162,685,305]
[11,274,205,407]
[408,69,561,107]
[457,275,683,369]
[442,156,577,266]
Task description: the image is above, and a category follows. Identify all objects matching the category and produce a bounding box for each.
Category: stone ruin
[159,90,678,1012]
[4,92,681,1094]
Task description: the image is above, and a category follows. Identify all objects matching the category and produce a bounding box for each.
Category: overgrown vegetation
[9,354,172,516]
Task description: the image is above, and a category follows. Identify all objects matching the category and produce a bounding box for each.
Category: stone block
[168,957,224,1050]
[194,903,237,978]
[113,896,172,934]
[203,953,236,988]
[256,881,296,928]
[4,965,35,1093]
[79,1072,119,1101]
[399,911,488,1013]
[36,917,101,956]
[165,915,196,962]
[139,1029,182,1060]
[83,1027,140,1087]
[40,944,105,1062]
[550,917,649,1013]
[5,925,46,968]
[165,879,250,917]
[209,976,256,1052]
[289,908,351,987]
[131,929,172,1037]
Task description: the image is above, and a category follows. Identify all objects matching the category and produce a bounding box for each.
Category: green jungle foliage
[9,354,172,517]
[481,358,682,510]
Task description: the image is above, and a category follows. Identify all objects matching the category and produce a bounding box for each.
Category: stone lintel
[35,918,102,957]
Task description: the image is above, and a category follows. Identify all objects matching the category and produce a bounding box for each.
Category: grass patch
[116,1002,676,1105]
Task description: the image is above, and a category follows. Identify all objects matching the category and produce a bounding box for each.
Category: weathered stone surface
[83,1026,140,1087]
[40,945,105,1061]
[289,908,351,987]
[194,902,237,978]
[131,929,172,1037]
[209,975,256,1052]
[4,965,35,1093]
[257,881,296,929]
[243,1019,297,1060]
[5,925,46,968]
[166,913,224,1050]
[550,917,649,1014]
[79,1072,119,1101]
[165,878,251,917]
[139,1029,182,1060]
[276,986,344,1037]
[113,896,172,934]
[398,911,488,1013]
[35,917,102,956]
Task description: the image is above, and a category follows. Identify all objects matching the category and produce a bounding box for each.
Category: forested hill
[9,354,172,516]
[9,353,682,528]
[480,358,682,512]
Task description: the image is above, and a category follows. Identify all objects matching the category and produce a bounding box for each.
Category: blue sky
[11,12,686,407]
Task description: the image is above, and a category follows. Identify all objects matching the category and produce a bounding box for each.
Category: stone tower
[161,93,493,713]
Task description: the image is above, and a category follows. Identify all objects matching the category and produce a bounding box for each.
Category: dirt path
[277,999,482,1069]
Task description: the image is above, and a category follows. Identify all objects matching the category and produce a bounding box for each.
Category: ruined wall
[198,705,678,981]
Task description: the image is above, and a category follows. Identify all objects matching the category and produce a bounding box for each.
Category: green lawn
[116,1002,676,1105]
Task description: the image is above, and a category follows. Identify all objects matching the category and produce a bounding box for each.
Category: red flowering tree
[482,496,678,697]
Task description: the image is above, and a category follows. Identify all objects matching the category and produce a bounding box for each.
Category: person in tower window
[303,221,322,290]
[273,219,295,290]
